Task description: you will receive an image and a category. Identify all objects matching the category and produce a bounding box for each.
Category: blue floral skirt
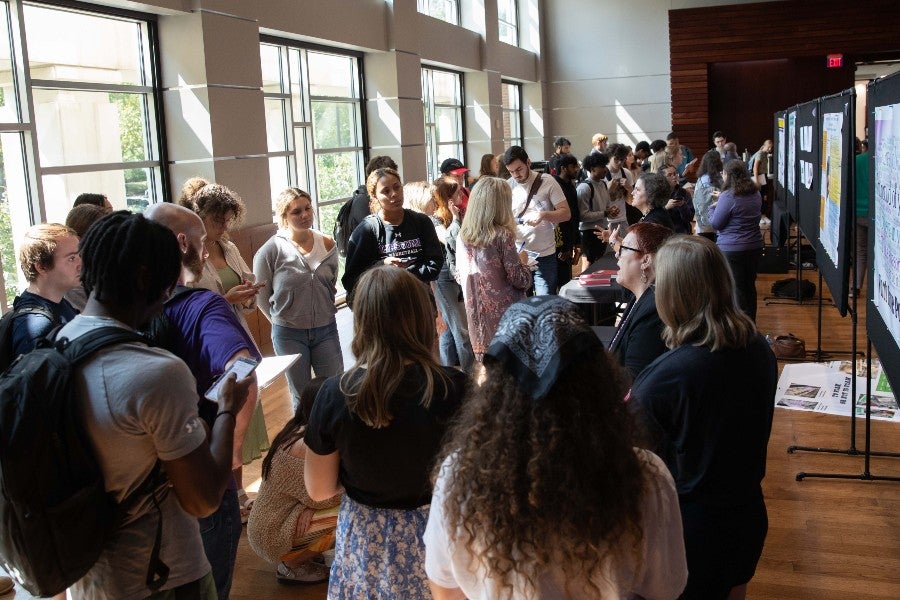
[327,495,432,599]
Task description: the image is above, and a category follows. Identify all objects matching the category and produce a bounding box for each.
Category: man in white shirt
[503,145,571,295]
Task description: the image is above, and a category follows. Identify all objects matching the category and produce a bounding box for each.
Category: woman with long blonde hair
[455,177,531,360]
[630,235,776,600]
[304,266,467,598]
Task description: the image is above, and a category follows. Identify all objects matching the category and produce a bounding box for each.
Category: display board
[774,110,786,206]
[795,99,820,235]
[816,90,854,317]
[867,71,900,395]
[786,106,798,213]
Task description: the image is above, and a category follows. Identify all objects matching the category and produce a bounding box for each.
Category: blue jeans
[433,273,474,371]
[272,321,344,408]
[532,254,558,296]
[199,488,240,600]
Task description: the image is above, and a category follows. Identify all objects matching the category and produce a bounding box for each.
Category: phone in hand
[205,357,258,402]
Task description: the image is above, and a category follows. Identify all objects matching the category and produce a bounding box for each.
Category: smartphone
[205,357,258,402]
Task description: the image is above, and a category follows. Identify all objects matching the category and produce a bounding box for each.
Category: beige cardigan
[191,238,257,336]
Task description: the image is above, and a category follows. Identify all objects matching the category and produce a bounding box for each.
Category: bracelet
[215,410,236,423]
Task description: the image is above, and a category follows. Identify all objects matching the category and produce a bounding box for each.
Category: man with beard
[144,203,262,597]
[59,211,251,598]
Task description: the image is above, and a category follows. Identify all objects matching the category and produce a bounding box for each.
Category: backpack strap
[515,174,544,219]
[56,326,146,365]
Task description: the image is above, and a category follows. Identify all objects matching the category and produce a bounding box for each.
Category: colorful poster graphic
[788,111,797,196]
[819,112,843,268]
[775,360,899,422]
[777,117,785,189]
[872,104,900,347]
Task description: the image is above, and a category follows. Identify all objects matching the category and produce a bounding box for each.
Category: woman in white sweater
[254,187,344,408]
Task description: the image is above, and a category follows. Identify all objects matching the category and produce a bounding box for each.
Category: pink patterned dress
[455,228,532,356]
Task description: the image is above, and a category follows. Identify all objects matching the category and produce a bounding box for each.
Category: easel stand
[789,338,900,482]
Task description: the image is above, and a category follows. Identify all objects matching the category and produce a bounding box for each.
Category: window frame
[501,78,523,149]
[260,35,368,232]
[421,65,466,182]
[416,0,460,26]
[497,0,519,47]
[0,0,167,308]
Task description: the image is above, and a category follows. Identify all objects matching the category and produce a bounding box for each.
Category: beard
[183,244,204,280]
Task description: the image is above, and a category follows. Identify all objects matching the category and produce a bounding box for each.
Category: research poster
[788,111,797,197]
[819,112,843,268]
[777,116,785,188]
[873,103,900,347]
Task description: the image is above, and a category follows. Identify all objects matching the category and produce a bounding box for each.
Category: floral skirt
[327,495,432,599]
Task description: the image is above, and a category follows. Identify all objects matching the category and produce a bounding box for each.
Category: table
[559,252,629,306]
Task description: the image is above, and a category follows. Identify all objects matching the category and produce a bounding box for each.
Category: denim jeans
[532,253,558,296]
[433,272,474,371]
[272,321,344,408]
[198,488,240,599]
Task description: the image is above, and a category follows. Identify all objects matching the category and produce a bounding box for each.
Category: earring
[640,269,648,284]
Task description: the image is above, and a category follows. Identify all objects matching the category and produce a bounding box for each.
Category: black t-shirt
[305,364,467,509]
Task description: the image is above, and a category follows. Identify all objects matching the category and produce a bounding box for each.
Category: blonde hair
[403,181,434,215]
[459,177,517,248]
[591,133,608,145]
[19,223,77,283]
[654,236,757,351]
[274,187,313,229]
[341,266,447,428]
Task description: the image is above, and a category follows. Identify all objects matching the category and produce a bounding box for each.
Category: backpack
[771,277,816,299]
[0,302,56,373]
[333,195,356,258]
[0,326,169,596]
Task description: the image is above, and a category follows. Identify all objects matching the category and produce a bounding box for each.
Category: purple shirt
[708,189,764,252]
[165,289,260,425]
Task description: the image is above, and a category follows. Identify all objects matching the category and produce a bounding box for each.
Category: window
[501,80,523,148]
[260,41,365,243]
[417,0,459,26]
[498,0,518,46]
[0,1,164,308]
[422,67,464,181]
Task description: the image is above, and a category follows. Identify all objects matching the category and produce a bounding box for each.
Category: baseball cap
[440,158,469,175]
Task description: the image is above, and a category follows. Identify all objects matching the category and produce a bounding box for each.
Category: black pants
[722,248,762,322]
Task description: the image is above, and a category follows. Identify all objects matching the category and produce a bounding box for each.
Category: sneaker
[0,575,13,595]
[759,216,771,229]
[276,561,330,584]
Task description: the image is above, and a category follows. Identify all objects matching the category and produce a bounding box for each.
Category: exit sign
[827,54,844,68]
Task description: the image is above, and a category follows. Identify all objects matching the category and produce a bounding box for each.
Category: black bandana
[484,296,602,402]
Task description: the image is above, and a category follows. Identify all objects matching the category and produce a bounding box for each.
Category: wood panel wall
[669,0,900,157]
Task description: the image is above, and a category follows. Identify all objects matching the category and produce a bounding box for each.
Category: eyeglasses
[615,244,643,258]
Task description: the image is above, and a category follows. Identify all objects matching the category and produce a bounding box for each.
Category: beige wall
[541,0,777,158]
[91,0,547,227]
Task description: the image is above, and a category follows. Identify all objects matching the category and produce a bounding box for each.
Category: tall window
[501,80,523,148]
[422,67,464,181]
[498,0,519,46]
[417,0,459,26]
[260,41,365,240]
[0,1,163,308]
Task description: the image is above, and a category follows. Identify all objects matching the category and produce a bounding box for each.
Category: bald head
[145,203,207,283]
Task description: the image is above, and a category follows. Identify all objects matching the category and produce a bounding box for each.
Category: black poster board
[816,90,854,317]
[866,72,900,396]
[795,99,820,238]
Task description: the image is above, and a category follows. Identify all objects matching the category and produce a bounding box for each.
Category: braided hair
[78,210,181,307]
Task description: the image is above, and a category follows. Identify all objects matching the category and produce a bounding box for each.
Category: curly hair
[434,352,649,596]
[181,182,246,227]
[638,172,670,210]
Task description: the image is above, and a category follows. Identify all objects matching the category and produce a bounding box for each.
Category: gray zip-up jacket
[253,230,338,329]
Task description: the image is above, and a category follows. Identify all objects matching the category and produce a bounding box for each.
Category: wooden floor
[4,269,897,599]
[231,270,900,600]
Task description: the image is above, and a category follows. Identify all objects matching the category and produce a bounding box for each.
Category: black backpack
[333,195,356,258]
[0,302,56,373]
[0,326,169,596]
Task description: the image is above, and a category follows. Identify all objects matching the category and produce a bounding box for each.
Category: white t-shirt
[424,449,688,600]
[59,315,211,600]
[508,172,567,257]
